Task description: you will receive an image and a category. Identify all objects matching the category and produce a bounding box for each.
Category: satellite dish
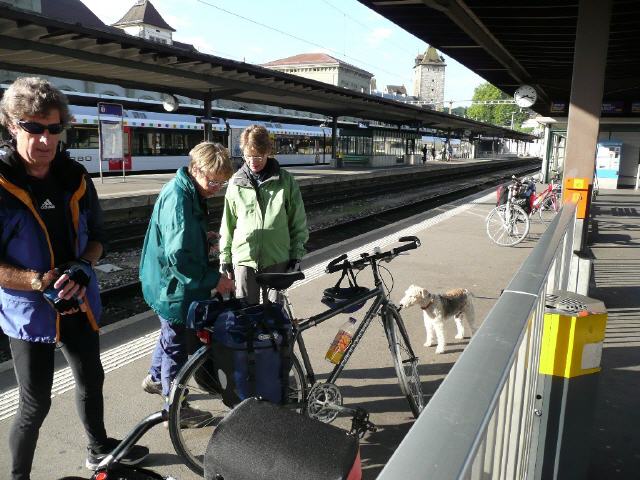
[162,94,179,112]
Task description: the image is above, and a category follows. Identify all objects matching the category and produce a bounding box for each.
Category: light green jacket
[220,159,308,270]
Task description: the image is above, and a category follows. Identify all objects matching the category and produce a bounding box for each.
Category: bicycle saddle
[255,271,305,290]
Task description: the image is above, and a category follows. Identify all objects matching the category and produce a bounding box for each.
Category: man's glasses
[17,120,65,135]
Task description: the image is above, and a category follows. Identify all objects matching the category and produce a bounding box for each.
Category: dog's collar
[421,299,434,310]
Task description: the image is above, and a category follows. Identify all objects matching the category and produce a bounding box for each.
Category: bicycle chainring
[306,383,343,423]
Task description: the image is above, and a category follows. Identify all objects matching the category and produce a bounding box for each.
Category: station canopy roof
[0,4,534,140]
[357,0,640,117]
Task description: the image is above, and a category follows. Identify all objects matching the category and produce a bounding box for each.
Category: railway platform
[0,186,637,479]
[92,156,538,212]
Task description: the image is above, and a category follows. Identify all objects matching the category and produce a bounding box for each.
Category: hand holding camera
[43,259,93,315]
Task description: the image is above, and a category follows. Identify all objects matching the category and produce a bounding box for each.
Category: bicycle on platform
[531,174,562,224]
[486,175,562,246]
[167,236,426,475]
[486,176,532,246]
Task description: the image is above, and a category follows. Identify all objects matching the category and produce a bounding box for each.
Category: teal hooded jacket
[139,167,220,324]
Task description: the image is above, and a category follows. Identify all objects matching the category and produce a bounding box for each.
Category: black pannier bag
[496,182,534,214]
[212,303,292,407]
[204,398,362,480]
[187,296,293,407]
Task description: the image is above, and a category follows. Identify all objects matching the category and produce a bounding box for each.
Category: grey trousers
[234,261,288,305]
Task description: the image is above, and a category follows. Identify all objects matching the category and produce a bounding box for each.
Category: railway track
[104,159,541,251]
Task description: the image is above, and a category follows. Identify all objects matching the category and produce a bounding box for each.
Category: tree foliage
[466,83,528,131]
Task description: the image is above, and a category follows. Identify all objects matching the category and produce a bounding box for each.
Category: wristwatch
[30,272,44,292]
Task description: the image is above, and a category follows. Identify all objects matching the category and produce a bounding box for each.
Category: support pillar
[331,116,338,166]
[563,0,611,252]
[204,91,213,141]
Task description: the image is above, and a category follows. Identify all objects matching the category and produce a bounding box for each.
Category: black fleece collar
[234,157,281,187]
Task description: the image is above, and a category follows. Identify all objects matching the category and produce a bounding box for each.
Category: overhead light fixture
[162,94,179,112]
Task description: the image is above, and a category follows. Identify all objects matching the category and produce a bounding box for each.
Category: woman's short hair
[0,77,72,128]
[188,142,233,179]
[239,124,272,156]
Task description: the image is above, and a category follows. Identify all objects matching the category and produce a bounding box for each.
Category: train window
[274,135,321,156]
[67,127,99,149]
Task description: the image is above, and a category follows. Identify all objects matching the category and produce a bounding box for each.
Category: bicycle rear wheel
[168,346,307,476]
[384,305,425,418]
[538,195,560,224]
[486,204,530,246]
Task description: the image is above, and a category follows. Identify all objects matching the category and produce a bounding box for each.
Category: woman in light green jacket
[219,125,308,305]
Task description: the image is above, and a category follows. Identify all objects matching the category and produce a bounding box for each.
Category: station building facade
[262,53,374,94]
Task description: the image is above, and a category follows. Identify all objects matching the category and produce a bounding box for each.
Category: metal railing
[378,200,579,480]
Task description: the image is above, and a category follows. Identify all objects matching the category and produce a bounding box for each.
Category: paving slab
[587,189,640,480]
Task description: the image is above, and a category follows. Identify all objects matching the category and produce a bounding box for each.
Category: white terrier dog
[399,285,477,354]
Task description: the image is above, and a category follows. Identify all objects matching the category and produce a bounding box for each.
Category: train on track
[64,105,333,174]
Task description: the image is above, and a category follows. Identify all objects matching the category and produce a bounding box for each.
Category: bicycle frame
[293,256,398,391]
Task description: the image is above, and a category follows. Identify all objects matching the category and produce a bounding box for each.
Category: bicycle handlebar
[324,236,420,273]
[326,254,349,273]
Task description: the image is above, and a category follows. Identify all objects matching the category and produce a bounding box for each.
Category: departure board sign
[550,102,567,114]
[601,101,624,114]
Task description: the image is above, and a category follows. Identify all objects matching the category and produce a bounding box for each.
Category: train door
[108,125,132,171]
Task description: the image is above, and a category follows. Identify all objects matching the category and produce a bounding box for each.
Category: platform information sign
[595,141,622,189]
[97,102,126,182]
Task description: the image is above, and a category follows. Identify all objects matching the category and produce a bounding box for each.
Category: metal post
[331,116,338,164]
[563,0,612,251]
[204,91,213,141]
[541,126,552,183]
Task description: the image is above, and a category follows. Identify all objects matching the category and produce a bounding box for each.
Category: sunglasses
[17,120,64,135]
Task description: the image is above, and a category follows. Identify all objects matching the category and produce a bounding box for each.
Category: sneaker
[85,437,149,470]
[141,374,162,396]
[178,404,214,429]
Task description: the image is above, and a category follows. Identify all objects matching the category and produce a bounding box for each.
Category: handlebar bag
[212,303,292,407]
[204,397,362,480]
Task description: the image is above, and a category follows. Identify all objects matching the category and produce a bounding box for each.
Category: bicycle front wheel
[538,195,560,224]
[486,204,530,246]
[384,305,425,418]
[168,346,307,476]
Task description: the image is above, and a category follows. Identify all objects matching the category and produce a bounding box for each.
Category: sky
[79,0,486,106]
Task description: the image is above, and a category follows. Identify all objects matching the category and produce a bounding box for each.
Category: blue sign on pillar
[98,102,123,117]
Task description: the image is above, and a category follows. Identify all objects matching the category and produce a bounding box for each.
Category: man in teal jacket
[139,142,234,424]
[219,125,308,305]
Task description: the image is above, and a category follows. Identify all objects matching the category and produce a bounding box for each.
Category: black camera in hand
[61,259,92,287]
[43,285,81,313]
[42,260,92,313]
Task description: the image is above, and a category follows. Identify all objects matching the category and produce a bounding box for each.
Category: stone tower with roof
[112,0,175,45]
[413,46,446,109]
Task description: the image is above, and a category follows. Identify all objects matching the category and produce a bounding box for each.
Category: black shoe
[85,437,149,470]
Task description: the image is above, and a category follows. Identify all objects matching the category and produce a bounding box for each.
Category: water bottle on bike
[325,317,358,364]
